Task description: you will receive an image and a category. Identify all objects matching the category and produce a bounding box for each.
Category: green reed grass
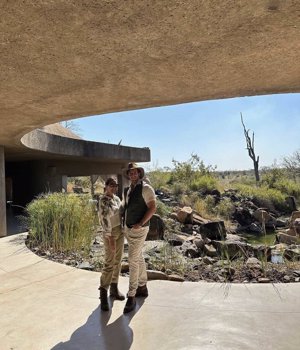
[26,192,96,254]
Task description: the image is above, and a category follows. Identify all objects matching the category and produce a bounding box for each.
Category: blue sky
[74,93,300,171]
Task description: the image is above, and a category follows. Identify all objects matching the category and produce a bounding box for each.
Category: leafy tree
[169,153,216,188]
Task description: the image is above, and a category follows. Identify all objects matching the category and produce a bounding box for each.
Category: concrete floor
[1,234,300,350]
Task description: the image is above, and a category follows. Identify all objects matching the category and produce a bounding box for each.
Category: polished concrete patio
[1,233,300,350]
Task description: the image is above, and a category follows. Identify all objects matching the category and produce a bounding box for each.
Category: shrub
[215,197,235,220]
[273,179,300,199]
[171,182,188,197]
[148,169,171,190]
[156,200,171,218]
[234,184,287,212]
[26,193,96,253]
[190,174,218,192]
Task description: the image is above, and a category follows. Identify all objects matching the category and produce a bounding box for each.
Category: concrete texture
[1,234,300,350]
[1,0,300,160]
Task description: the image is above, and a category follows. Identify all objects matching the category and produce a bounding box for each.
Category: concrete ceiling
[1,0,300,159]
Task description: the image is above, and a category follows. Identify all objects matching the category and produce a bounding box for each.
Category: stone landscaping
[27,189,300,284]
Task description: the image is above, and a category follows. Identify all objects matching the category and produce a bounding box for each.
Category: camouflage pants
[100,226,124,290]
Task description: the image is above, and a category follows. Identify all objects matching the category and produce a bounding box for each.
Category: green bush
[190,174,218,192]
[234,184,287,212]
[215,197,235,220]
[156,200,171,218]
[26,193,96,253]
[148,170,171,190]
[273,179,300,199]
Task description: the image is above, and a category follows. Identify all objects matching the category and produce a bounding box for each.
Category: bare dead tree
[241,113,260,183]
[282,149,300,180]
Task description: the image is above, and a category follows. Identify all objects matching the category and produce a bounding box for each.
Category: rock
[285,197,297,212]
[284,247,300,261]
[275,219,288,228]
[203,244,218,257]
[168,274,185,282]
[212,240,248,260]
[290,211,300,226]
[147,214,165,240]
[232,207,254,226]
[147,270,168,280]
[181,224,194,234]
[194,237,205,250]
[251,245,271,261]
[176,206,193,224]
[193,213,210,225]
[220,266,235,277]
[248,223,263,234]
[199,221,227,240]
[276,232,299,245]
[167,233,188,246]
[253,209,272,224]
[181,241,199,258]
[258,278,270,283]
[246,257,262,269]
[226,233,247,242]
[202,256,215,265]
[77,261,94,270]
[283,275,291,283]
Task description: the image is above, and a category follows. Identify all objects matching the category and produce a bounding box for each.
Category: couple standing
[98,163,156,314]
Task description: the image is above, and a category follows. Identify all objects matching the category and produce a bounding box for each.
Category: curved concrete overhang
[20,129,150,163]
[1,1,300,160]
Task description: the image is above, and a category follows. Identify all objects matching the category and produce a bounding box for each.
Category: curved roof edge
[20,128,150,163]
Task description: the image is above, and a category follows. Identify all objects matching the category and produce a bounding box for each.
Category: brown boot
[135,284,148,298]
[110,283,125,301]
[99,287,109,311]
[123,296,136,314]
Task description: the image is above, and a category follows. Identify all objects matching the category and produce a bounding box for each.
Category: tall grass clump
[190,174,218,192]
[234,184,287,212]
[273,179,300,199]
[26,193,96,253]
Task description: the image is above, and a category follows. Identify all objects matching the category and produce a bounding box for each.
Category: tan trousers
[100,226,124,290]
[124,226,149,297]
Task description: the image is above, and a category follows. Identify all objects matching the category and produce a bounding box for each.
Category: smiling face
[128,168,140,184]
[105,179,118,197]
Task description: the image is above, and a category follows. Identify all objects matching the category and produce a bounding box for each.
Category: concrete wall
[5,159,129,207]
[0,147,7,236]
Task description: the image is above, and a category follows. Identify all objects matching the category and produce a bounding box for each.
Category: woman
[98,177,125,311]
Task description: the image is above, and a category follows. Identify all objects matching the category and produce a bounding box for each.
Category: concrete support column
[117,174,124,199]
[0,146,7,237]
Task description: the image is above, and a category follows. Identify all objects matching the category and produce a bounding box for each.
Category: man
[122,163,156,313]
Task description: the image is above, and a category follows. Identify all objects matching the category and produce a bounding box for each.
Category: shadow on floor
[51,299,145,350]
[6,206,27,236]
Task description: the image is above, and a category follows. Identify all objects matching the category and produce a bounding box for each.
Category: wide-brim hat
[123,162,145,180]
